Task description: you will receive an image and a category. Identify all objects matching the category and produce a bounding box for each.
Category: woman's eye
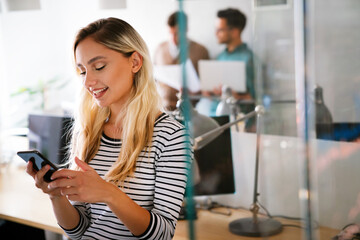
[95,65,105,71]
[80,71,86,75]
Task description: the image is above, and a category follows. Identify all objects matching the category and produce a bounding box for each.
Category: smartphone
[17,150,59,182]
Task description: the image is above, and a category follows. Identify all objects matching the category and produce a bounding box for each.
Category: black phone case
[17,150,59,182]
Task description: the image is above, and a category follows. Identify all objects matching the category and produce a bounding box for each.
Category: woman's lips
[91,87,108,98]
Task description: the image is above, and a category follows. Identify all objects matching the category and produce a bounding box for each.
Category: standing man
[216,8,255,99]
[199,8,256,131]
[154,11,210,111]
[215,8,255,101]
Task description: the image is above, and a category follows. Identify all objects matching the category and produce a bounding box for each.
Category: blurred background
[0,0,359,239]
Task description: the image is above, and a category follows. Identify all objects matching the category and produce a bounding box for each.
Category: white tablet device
[198,60,246,92]
[153,59,201,93]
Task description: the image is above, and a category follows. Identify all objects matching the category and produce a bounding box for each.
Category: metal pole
[251,110,262,223]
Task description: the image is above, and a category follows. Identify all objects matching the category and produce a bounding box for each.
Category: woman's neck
[104,106,125,139]
[104,120,123,139]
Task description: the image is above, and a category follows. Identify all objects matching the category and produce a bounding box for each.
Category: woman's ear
[130,52,143,73]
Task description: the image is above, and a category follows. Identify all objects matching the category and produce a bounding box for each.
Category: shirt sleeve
[60,201,91,240]
[137,127,193,240]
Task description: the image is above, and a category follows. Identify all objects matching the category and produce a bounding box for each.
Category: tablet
[154,58,200,93]
[198,60,246,92]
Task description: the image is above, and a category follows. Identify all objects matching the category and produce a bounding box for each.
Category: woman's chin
[95,100,109,108]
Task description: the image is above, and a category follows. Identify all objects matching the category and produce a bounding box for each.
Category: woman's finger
[60,187,79,197]
[35,165,57,190]
[75,157,93,171]
[34,164,51,182]
[25,161,36,178]
[65,194,80,202]
[51,168,78,180]
[48,177,77,190]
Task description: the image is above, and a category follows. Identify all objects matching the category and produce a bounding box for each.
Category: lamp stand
[229,217,283,237]
[229,106,283,237]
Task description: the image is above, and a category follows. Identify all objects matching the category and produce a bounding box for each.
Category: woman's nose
[83,72,97,88]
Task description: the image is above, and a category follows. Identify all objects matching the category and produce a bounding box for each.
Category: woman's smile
[90,87,109,98]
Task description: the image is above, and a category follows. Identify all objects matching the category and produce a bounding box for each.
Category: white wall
[0,0,252,129]
[1,0,359,125]
[232,131,360,230]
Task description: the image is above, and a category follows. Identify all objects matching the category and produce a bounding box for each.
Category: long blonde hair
[70,18,162,184]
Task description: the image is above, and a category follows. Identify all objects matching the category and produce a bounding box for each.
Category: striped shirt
[62,113,192,240]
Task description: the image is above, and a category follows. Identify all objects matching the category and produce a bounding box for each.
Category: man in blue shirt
[197,8,256,130]
[215,8,255,102]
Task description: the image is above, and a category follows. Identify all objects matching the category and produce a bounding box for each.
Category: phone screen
[17,150,59,182]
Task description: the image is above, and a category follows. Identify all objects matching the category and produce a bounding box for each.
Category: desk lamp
[215,85,241,117]
[172,94,221,146]
[170,93,221,220]
[194,105,283,237]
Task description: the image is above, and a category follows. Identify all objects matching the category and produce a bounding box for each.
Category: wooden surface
[174,208,339,240]
[0,165,339,239]
[0,164,65,235]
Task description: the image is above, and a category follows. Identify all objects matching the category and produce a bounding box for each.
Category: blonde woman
[26,17,192,240]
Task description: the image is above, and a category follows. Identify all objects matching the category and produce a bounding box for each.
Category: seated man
[154,11,209,111]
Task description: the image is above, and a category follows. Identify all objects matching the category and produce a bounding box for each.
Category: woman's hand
[26,161,63,199]
[48,157,115,203]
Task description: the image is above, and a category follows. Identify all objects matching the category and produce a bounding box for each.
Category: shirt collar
[226,43,247,54]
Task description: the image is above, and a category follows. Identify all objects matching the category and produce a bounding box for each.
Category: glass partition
[176,0,360,239]
[307,1,360,240]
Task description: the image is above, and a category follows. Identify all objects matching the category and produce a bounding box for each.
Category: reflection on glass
[315,85,334,140]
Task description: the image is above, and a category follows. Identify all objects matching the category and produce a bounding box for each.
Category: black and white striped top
[62,113,192,240]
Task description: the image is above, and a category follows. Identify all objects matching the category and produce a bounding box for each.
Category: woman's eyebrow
[87,56,106,64]
[77,56,106,67]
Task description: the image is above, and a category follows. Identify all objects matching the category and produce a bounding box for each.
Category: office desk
[174,209,339,240]
[0,164,64,235]
[0,165,339,239]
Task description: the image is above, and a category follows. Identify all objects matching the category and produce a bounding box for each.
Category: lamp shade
[172,95,221,146]
[191,110,221,146]
[216,86,233,116]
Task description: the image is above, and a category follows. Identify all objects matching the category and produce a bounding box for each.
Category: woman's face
[75,37,141,111]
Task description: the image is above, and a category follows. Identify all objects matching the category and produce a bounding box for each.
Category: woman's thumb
[75,157,92,171]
